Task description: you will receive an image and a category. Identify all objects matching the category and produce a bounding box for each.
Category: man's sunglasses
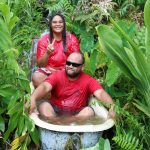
[66,61,83,67]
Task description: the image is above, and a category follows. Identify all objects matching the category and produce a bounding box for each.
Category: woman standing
[32,13,80,87]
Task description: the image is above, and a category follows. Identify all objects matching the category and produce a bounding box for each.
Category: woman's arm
[37,38,55,67]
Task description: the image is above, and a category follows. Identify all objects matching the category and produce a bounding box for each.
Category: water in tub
[39,114,106,125]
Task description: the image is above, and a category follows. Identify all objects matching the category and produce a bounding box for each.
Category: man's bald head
[67,52,85,65]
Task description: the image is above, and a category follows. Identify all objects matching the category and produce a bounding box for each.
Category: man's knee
[38,102,56,119]
[40,112,56,120]
[76,106,95,118]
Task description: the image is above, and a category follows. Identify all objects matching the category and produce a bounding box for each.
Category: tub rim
[30,103,115,133]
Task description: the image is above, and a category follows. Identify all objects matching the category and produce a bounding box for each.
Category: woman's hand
[46,38,55,55]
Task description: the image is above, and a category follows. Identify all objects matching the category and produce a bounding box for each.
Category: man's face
[65,54,83,78]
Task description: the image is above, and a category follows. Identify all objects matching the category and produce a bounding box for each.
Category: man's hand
[108,109,115,119]
[46,38,55,55]
[107,104,115,119]
[30,98,37,114]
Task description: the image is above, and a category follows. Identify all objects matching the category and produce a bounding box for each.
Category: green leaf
[89,49,98,75]
[106,61,122,86]
[104,139,111,150]
[7,102,23,116]
[0,4,11,24]
[96,19,150,117]
[20,144,28,150]
[7,91,21,110]
[96,25,141,85]
[24,114,35,133]
[109,17,150,88]
[97,25,138,81]
[0,115,5,132]
[8,16,19,32]
[4,112,20,140]
[0,87,16,98]
[144,0,150,59]
[6,58,22,74]
[30,127,40,144]
[80,33,94,52]
[99,137,105,150]
[17,75,31,93]
[73,22,86,35]
[0,107,6,115]
[133,101,150,117]
[18,116,25,135]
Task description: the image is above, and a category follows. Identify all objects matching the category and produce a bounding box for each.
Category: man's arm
[93,89,115,118]
[93,89,113,104]
[30,82,52,114]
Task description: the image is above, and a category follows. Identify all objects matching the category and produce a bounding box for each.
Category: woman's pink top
[36,32,80,71]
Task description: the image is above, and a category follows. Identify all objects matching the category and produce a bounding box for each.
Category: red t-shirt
[36,32,80,70]
[44,70,103,110]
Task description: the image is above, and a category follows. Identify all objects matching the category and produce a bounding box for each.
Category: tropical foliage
[0,2,39,149]
[96,0,150,149]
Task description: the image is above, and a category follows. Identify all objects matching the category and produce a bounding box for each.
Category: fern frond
[113,133,143,150]
[46,0,70,13]
[75,5,101,23]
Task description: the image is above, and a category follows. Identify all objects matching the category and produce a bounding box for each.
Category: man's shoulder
[80,72,102,90]
[81,72,99,83]
[80,72,94,80]
[81,72,92,77]
[45,70,65,82]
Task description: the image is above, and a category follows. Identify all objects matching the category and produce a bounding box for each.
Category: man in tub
[30,52,115,124]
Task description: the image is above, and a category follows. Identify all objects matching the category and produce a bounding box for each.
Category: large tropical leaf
[96,25,144,89]
[144,0,150,59]
[96,0,150,117]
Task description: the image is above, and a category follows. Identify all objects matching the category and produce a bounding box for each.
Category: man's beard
[65,69,80,78]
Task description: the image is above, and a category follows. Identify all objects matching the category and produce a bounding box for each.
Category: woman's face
[51,15,64,33]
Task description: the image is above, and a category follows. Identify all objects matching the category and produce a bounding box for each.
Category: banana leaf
[144,0,150,59]
[96,0,150,117]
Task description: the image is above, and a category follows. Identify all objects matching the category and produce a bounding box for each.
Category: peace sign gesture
[46,38,55,55]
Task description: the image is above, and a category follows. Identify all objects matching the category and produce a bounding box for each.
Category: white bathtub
[30,98,115,149]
